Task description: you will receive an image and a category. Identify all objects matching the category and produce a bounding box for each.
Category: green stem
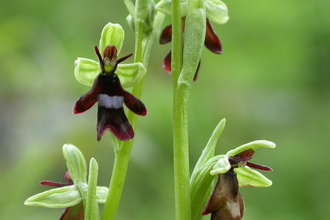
[172,0,192,220]
[101,9,165,220]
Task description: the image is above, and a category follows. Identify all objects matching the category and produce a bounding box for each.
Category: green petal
[62,144,87,184]
[116,62,146,88]
[74,58,99,86]
[24,185,81,208]
[210,155,231,175]
[235,167,272,187]
[204,0,229,24]
[99,23,125,55]
[155,0,187,16]
[96,187,109,203]
[226,140,276,157]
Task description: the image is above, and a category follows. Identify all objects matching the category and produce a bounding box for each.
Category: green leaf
[74,58,99,86]
[62,144,87,184]
[24,185,81,208]
[204,0,229,24]
[226,140,276,157]
[235,167,272,187]
[99,23,125,55]
[116,62,146,88]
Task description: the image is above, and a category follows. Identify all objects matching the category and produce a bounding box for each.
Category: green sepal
[190,118,226,220]
[204,0,229,24]
[116,62,146,88]
[190,155,221,220]
[191,119,226,180]
[210,154,231,175]
[62,144,87,184]
[155,0,187,16]
[226,140,276,157]
[74,59,146,89]
[24,185,81,208]
[74,58,99,86]
[99,23,125,55]
[96,186,109,203]
[235,167,272,187]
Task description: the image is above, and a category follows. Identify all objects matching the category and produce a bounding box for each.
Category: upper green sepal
[204,0,229,24]
[62,144,87,184]
[24,185,82,208]
[226,140,276,157]
[99,23,124,55]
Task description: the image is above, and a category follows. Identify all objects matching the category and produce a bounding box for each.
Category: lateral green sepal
[24,185,81,208]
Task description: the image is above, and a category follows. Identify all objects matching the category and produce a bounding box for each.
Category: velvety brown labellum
[203,170,244,220]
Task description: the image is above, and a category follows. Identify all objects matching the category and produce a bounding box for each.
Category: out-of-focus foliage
[0,0,329,219]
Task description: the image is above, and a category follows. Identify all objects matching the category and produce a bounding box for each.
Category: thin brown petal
[162,51,172,73]
[159,24,172,44]
[122,91,147,116]
[205,19,222,54]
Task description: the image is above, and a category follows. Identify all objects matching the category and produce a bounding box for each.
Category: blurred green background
[1,0,329,219]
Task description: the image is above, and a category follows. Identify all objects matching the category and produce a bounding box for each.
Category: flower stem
[101,8,165,220]
[172,0,192,220]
